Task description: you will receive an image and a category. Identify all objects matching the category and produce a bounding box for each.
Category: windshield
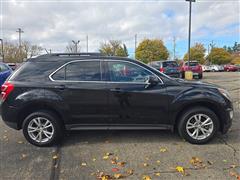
[186,62,198,66]
[162,61,178,68]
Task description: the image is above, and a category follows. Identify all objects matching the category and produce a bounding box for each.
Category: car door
[50,60,108,126]
[104,60,169,126]
[0,64,12,86]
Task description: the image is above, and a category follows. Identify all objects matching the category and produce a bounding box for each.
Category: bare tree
[3,41,42,63]
[65,42,81,53]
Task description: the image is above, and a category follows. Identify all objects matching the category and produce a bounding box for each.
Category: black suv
[0,53,233,146]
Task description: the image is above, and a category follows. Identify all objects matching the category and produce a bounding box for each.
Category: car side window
[107,61,152,83]
[0,64,9,72]
[51,61,101,81]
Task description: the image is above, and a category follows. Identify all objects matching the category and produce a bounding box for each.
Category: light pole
[0,39,4,62]
[72,40,80,53]
[186,0,195,65]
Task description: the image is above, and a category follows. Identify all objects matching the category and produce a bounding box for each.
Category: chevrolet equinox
[0,53,233,146]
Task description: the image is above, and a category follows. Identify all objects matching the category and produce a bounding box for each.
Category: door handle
[54,85,65,90]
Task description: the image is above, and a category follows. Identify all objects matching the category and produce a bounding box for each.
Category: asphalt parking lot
[0,72,239,180]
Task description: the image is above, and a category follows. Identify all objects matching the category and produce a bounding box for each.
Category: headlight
[218,88,231,100]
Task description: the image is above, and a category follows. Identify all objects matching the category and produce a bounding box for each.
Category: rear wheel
[22,111,63,147]
[198,73,203,79]
[178,107,219,144]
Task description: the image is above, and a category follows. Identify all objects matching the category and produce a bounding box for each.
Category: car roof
[27,53,134,62]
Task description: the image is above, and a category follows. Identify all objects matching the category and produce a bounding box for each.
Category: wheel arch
[173,101,223,132]
[17,102,66,129]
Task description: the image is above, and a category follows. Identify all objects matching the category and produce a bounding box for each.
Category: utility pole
[209,40,215,65]
[134,34,137,59]
[0,39,4,62]
[173,36,176,60]
[86,35,88,52]
[16,28,24,48]
[72,40,80,53]
[186,0,196,65]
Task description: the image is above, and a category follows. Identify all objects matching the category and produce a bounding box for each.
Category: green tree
[99,40,128,57]
[206,47,232,65]
[135,39,169,64]
[183,43,206,64]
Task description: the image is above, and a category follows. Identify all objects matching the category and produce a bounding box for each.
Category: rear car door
[104,60,169,126]
[50,60,108,126]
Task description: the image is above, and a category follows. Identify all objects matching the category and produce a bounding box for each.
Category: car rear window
[186,62,198,66]
[162,61,178,67]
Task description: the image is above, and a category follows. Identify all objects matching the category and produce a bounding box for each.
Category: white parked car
[209,65,224,72]
[202,65,211,72]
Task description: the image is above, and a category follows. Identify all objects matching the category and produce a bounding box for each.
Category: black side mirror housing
[145,75,159,88]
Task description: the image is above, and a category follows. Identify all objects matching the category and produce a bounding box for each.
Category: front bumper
[221,108,233,134]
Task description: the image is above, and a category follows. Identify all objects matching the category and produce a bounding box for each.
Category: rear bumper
[0,102,20,130]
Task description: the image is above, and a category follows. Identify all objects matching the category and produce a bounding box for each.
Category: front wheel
[22,111,63,147]
[178,107,219,144]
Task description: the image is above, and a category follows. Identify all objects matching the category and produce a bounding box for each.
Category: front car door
[104,60,170,127]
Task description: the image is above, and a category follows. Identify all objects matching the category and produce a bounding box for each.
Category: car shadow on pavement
[60,130,227,147]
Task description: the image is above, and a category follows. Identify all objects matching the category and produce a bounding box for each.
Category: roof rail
[38,52,103,58]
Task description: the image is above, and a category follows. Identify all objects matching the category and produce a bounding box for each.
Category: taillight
[160,67,165,72]
[1,82,14,101]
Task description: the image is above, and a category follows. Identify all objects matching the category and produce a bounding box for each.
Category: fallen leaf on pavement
[160,147,167,152]
[112,168,119,172]
[103,155,109,160]
[230,171,240,179]
[143,163,149,167]
[17,141,23,144]
[20,153,27,160]
[190,157,204,167]
[155,172,161,177]
[117,162,126,167]
[142,175,151,180]
[223,159,228,163]
[156,160,161,164]
[92,158,96,162]
[126,169,134,175]
[81,162,87,166]
[114,173,123,179]
[52,155,58,160]
[176,166,185,174]
[207,160,213,165]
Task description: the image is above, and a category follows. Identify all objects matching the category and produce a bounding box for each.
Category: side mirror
[145,75,159,88]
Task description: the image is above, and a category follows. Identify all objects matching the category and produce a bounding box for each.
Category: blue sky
[1,0,239,59]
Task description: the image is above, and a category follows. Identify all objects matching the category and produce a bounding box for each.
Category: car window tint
[107,61,152,82]
[162,61,178,67]
[52,67,65,80]
[0,64,9,72]
[186,62,198,66]
[66,61,101,81]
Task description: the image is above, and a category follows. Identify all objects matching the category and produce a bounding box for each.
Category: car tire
[198,73,203,79]
[22,110,63,147]
[178,107,219,144]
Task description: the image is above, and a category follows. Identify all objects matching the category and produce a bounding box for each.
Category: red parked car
[224,64,238,72]
[181,61,203,79]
